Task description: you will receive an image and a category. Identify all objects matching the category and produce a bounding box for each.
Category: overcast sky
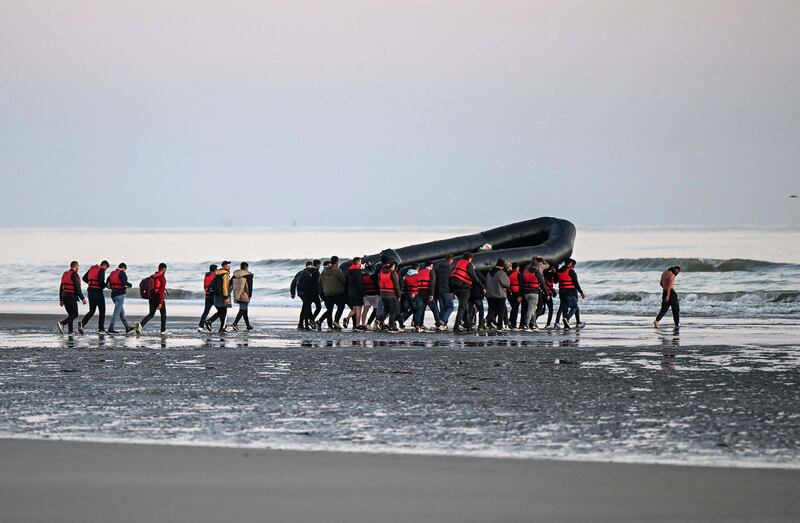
[1,0,798,228]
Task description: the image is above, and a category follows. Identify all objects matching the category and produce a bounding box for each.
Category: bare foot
[653,320,659,328]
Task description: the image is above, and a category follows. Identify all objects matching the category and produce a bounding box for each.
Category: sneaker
[56,322,64,334]
[343,317,349,328]
[562,322,571,330]
[98,328,107,335]
[576,322,586,329]
[160,330,171,336]
[531,324,539,330]
[106,329,119,334]
[520,326,528,332]
[197,327,206,332]
[435,325,444,333]
[246,325,254,331]
[332,323,342,331]
[77,323,84,335]
[388,327,400,333]
[315,322,322,331]
[509,327,517,331]
[204,321,212,332]
[134,323,143,335]
[230,324,240,332]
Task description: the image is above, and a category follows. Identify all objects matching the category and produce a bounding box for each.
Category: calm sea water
[1,226,798,318]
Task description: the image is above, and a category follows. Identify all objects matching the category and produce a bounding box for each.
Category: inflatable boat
[357,217,576,271]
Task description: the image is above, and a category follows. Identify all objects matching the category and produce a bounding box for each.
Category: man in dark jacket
[294,262,319,330]
[449,252,484,332]
[57,261,86,334]
[434,254,455,329]
[80,260,110,333]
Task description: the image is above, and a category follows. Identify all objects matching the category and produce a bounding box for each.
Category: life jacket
[557,267,575,290]
[363,273,378,295]
[507,270,520,294]
[544,271,555,294]
[417,268,432,292]
[404,273,419,295]
[450,259,473,286]
[61,270,77,295]
[108,269,126,291]
[203,272,216,295]
[85,265,102,290]
[379,270,396,294]
[522,269,540,293]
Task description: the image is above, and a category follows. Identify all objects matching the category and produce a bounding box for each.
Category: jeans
[400,294,416,326]
[414,293,441,327]
[140,297,167,332]
[199,295,214,327]
[656,290,680,325]
[523,293,540,327]
[60,297,79,333]
[81,289,106,331]
[109,294,130,331]
[562,292,579,322]
[452,286,472,329]
[437,293,455,326]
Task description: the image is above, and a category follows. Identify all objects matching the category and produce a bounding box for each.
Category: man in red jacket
[135,263,169,335]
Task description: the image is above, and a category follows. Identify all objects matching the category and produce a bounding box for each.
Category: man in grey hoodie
[485,258,511,330]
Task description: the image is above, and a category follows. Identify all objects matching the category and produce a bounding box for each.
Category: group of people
[57,260,254,335]
[57,254,681,336]
[290,253,586,333]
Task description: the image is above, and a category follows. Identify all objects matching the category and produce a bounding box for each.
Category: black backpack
[209,274,224,296]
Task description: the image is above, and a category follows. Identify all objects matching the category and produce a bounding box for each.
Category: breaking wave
[581,258,798,273]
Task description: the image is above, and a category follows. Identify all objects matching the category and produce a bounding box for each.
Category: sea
[0,226,798,468]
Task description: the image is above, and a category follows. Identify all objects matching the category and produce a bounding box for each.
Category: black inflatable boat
[355,217,575,271]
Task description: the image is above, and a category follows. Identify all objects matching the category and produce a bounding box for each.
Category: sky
[1,0,798,228]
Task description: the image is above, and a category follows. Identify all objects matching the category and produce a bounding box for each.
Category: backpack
[209,274,224,296]
[139,276,156,299]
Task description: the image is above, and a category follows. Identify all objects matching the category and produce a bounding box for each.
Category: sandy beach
[2,438,799,523]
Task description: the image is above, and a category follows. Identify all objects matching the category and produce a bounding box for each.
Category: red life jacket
[108,269,126,291]
[417,268,432,292]
[61,270,77,295]
[203,272,216,295]
[522,269,540,293]
[450,259,473,286]
[557,267,575,290]
[86,265,102,290]
[507,270,520,294]
[379,270,396,294]
[363,273,378,295]
[404,273,419,295]
[544,271,555,294]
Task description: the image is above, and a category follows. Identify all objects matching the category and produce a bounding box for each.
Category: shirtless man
[654,266,681,328]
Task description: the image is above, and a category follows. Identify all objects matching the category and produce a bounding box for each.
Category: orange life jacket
[557,267,575,290]
[450,259,473,286]
[86,265,102,290]
[508,270,520,294]
[363,273,378,295]
[522,269,540,293]
[379,271,396,294]
[61,270,77,295]
[417,268,432,292]
[404,273,419,295]
[108,269,126,291]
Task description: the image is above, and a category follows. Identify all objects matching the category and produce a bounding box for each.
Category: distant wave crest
[581,258,798,273]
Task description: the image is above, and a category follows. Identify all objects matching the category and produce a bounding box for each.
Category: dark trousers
[81,290,106,330]
[656,290,680,325]
[320,294,345,327]
[452,286,472,329]
[538,294,554,325]
[414,293,441,327]
[378,296,399,328]
[60,298,79,333]
[299,294,315,328]
[199,295,214,327]
[470,297,485,328]
[207,306,228,331]
[311,296,322,320]
[487,297,506,328]
[400,294,416,325]
[233,302,250,327]
[507,294,520,328]
[140,297,167,331]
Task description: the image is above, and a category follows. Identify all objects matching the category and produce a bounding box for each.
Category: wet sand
[2,438,799,523]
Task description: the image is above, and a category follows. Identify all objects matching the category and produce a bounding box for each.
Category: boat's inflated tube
[355,217,575,271]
